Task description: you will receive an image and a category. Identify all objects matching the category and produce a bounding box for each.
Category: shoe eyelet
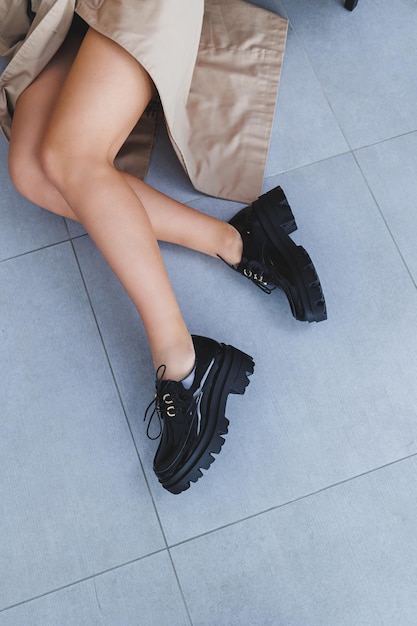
[162,393,176,418]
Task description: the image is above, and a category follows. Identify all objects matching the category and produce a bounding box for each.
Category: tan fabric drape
[0,0,288,202]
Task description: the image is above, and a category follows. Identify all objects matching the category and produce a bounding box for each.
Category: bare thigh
[35,27,194,377]
[8,23,237,265]
[41,26,153,178]
[8,20,87,214]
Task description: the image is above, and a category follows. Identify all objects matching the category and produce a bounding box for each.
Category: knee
[39,133,107,194]
[39,134,70,191]
[8,146,41,204]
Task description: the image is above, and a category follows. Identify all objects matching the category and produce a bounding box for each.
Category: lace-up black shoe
[144,335,254,494]
[229,186,327,323]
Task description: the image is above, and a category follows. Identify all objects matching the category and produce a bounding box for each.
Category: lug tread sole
[253,186,297,235]
[253,193,327,323]
[160,346,254,494]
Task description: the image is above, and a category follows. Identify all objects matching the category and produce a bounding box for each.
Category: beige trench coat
[0,0,287,202]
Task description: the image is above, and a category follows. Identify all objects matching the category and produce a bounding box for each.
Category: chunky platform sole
[253,187,327,323]
[253,186,298,235]
[158,344,254,494]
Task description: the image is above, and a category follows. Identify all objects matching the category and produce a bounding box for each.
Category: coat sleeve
[0,1,32,61]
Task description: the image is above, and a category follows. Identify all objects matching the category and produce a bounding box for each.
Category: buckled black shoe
[228,186,327,323]
[144,335,254,494]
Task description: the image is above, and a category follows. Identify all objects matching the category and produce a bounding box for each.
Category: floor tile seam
[68,231,88,242]
[281,9,417,152]
[68,239,171,550]
[352,128,417,153]
[350,150,417,290]
[166,549,195,626]
[282,13,354,152]
[264,147,352,179]
[0,237,72,265]
[265,127,417,179]
[167,451,417,551]
[63,216,71,239]
[0,546,169,615]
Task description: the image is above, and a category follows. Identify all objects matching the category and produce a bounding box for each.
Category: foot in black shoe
[144,335,254,494]
[228,186,327,323]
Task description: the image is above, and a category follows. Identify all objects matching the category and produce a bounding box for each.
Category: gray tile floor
[1,0,417,624]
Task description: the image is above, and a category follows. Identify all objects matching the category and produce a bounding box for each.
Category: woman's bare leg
[119,173,242,261]
[37,28,203,380]
[8,31,242,265]
[8,25,84,221]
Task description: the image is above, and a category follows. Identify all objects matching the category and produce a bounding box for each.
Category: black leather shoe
[144,335,254,494]
[229,186,327,323]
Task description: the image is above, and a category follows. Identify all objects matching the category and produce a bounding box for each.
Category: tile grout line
[263,128,417,180]
[349,128,417,153]
[264,148,351,179]
[166,549,195,626]
[67,239,195,623]
[285,20,355,155]
[0,236,72,265]
[67,240,172,545]
[272,5,417,289]
[71,240,197,626]
[0,228,96,267]
[0,235,193,622]
[0,547,168,615]
[264,134,417,294]
[2,448,416,615]
[278,4,417,159]
[63,216,72,239]
[4,13,416,615]
[167,451,417,551]
[350,149,417,291]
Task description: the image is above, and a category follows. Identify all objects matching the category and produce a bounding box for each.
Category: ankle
[218,223,243,267]
[153,335,195,382]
